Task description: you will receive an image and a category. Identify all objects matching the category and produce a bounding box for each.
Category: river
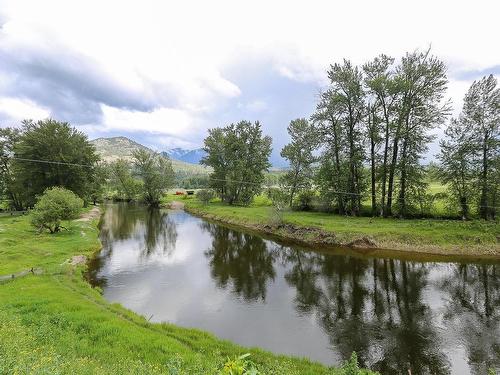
[87,203,499,374]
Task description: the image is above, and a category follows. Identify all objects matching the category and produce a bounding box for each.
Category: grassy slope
[0,213,371,374]
[167,195,500,256]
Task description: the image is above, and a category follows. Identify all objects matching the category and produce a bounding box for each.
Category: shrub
[220,353,260,375]
[31,187,83,233]
[340,352,361,375]
[267,188,288,226]
[294,190,315,211]
[196,189,215,204]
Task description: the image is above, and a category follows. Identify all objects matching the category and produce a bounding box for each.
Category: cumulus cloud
[0,0,499,155]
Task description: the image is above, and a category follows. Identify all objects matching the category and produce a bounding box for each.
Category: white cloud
[0,0,499,151]
[0,97,49,122]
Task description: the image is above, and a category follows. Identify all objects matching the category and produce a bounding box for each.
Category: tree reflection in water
[280,249,450,374]
[90,205,499,375]
[439,263,499,374]
[201,222,277,302]
[88,203,177,287]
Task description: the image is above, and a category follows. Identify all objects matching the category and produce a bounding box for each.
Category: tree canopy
[11,119,100,207]
[133,149,175,206]
[202,120,272,205]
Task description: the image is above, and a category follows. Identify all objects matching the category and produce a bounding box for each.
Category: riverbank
[0,208,372,374]
[166,196,500,258]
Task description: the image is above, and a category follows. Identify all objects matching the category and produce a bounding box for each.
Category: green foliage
[294,189,316,211]
[30,187,83,233]
[133,150,175,206]
[280,118,317,207]
[266,188,288,226]
[340,352,360,375]
[220,353,260,375]
[202,120,272,206]
[438,75,500,220]
[109,159,142,201]
[179,195,500,252]
[196,189,215,204]
[87,163,109,205]
[0,127,24,210]
[311,50,450,218]
[12,119,100,207]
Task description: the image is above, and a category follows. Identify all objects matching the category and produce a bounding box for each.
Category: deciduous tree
[202,121,272,205]
[280,118,317,207]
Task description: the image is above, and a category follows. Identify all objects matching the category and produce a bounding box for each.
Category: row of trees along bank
[0,119,175,211]
[201,50,499,220]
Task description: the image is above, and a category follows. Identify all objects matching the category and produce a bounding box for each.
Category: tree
[438,118,477,219]
[87,163,109,205]
[201,121,272,205]
[196,189,214,204]
[133,149,174,206]
[363,55,398,216]
[31,187,83,233]
[109,159,140,201]
[461,75,499,220]
[280,118,317,207]
[312,60,366,215]
[389,50,450,217]
[13,119,100,207]
[0,127,24,210]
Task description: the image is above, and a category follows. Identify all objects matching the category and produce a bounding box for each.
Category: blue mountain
[162,148,207,164]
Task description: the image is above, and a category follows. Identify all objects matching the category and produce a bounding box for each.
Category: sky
[0,0,499,165]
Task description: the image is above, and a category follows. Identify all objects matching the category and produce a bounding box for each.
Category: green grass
[0,212,373,374]
[166,194,500,255]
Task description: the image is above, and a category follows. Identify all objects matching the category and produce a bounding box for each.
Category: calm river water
[88,203,499,374]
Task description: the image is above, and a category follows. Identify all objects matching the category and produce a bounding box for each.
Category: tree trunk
[479,134,489,220]
[369,110,377,216]
[380,105,391,217]
[398,137,408,218]
[330,115,345,215]
[386,135,399,217]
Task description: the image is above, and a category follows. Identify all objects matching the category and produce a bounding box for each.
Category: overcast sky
[0,0,499,164]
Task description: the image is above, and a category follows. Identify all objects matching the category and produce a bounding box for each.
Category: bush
[340,352,361,375]
[266,188,288,226]
[220,353,260,375]
[31,187,83,233]
[294,190,315,211]
[196,189,215,204]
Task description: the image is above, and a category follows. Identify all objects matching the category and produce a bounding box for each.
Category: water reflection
[89,204,500,375]
[439,264,500,374]
[280,251,450,373]
[202,222,277,302]
[88,203,177,287]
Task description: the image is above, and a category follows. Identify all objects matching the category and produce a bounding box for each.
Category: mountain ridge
[90,136,210,174]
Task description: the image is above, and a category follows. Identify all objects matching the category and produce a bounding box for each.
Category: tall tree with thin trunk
[438,118,476,219]
[314,60,366,215]
[388,50,449,217]
[363,54,398,216]
[461,75,500,219]
[280,118,317,207]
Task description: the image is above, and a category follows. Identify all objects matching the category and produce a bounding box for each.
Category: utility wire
[11,157,95,168]
[9,156,500,210]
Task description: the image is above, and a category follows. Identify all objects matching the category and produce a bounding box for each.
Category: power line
[9,156,500,210]
[11,157,95,168]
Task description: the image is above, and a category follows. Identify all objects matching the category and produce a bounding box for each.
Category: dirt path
[76,206,101,222]
[167,201,185,210]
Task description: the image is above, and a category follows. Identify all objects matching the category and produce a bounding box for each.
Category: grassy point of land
[163,194,500,258]
[0,209,374,374]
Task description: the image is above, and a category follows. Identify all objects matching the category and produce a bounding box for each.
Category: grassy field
[0,211,373,374]
[165,194,500,256]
